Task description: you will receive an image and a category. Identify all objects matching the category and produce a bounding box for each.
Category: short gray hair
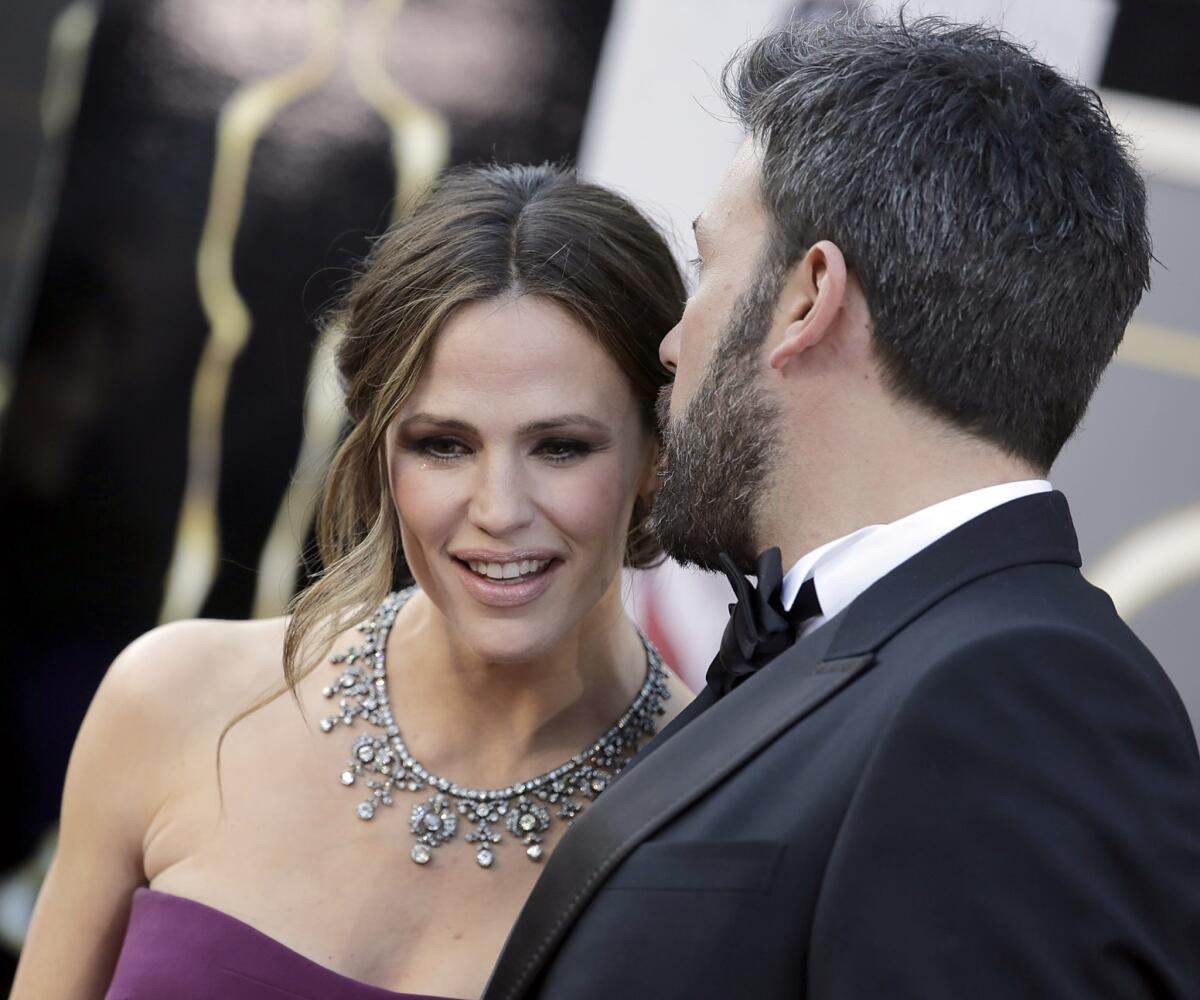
[723,11,1151,469]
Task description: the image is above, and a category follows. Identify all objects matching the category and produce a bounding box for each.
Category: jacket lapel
[483,617,873,1000]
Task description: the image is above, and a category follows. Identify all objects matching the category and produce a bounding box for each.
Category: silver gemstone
[319,718,334,732]
[357,802,375,820]
[518,813,537,832]
[356,745,374,763]
[476,848,494,868]
[340,771,355,786]
[526,844,544,861]
[411,843,431,865]
[423,812,441,831]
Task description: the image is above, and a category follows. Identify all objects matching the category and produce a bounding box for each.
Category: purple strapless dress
[106,888,462,1000]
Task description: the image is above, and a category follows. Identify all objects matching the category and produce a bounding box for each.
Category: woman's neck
[382,584,647,790]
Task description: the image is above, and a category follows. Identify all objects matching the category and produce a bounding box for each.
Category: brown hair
[283,163,685,691]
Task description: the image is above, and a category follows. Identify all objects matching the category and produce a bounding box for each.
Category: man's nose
[659,321,680,374]
[467,455,535,537]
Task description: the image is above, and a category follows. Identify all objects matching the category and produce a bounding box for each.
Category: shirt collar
[780,479,1053,621]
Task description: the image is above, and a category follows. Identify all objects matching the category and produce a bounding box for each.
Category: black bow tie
[707,547,823,697]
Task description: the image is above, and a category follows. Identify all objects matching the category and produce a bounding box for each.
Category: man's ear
[768,240,848,370]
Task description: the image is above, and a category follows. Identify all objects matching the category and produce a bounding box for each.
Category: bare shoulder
[101,616,289,733]
[78,616,294,877]
[80,616,293,806]
[11,617,290,998]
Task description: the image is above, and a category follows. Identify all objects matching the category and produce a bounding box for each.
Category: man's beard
[651,274,781,573]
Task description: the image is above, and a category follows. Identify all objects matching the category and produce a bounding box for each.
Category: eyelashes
[410,437,595,466]
[412,437,469,463]
[535,439,595,463]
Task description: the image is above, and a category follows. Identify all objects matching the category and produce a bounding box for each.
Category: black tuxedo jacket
[483,492,1200,999]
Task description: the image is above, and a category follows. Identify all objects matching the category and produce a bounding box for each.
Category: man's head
[654,12,1151,571]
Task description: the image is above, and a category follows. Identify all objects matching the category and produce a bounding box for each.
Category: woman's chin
[455,623,561,666]
[448,595,578,665]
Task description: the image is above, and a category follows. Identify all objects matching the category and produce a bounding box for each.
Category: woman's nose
[467,455,535,538]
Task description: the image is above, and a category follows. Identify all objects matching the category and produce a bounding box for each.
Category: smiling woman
[304,165,686,671]
[13,164,693,1000]
[387,296,659,657]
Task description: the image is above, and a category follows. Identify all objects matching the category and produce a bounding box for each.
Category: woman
[13,164,693,999]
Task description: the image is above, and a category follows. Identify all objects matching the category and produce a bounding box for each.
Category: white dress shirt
[781,480,1053,636]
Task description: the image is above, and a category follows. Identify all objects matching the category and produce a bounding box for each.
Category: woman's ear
[623,437,661,566]
[768,240,848,370]
[639,438,661,498]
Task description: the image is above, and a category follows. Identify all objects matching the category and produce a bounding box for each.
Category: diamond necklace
[320,587,670,869]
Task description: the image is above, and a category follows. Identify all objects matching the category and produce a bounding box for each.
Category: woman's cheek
[541,459,632,551]
[392,462,464,542]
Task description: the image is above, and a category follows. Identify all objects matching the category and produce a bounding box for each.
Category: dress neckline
[135,887,465,1000]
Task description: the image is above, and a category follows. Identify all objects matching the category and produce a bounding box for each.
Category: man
[485,13,1200,999]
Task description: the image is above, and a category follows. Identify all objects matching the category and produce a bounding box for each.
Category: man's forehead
[697,139,765,239]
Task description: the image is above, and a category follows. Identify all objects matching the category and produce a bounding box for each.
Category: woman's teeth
[465,559,551,581]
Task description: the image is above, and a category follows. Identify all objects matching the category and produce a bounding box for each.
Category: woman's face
[387,295,657,663]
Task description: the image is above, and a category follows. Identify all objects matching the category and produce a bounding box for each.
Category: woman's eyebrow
[398,414,610,435]
[397,413,476,433]
[518,415,610,435]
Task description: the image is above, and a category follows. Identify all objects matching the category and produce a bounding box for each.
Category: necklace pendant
[409,793,457,863]
[475,846,495,868]
[506,796,551,840]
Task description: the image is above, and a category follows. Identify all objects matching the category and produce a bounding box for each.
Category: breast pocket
[602,840,784,894]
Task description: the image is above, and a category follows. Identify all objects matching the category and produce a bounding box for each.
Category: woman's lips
[452,557,560,608]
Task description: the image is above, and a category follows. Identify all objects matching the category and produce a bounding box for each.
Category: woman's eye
[416,437,469,462]
[536,439,592,464]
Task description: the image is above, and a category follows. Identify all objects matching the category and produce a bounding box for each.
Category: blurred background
[1,0,1196,985]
